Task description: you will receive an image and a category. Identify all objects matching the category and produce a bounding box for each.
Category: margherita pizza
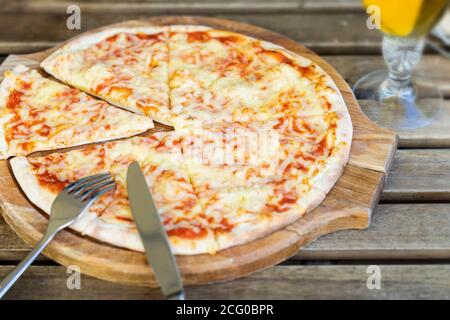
[5,24,352,255]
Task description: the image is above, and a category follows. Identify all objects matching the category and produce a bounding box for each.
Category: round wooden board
[0,16,398,287]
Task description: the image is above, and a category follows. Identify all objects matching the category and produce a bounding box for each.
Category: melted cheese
[169,30,333,132]
[43,31,171,124]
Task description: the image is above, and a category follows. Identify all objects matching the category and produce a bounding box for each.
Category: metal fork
[0,172,115,299]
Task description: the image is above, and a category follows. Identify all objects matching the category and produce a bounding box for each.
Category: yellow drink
[363,0,448,37]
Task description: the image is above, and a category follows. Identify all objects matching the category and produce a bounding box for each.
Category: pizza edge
[0,65,29,159]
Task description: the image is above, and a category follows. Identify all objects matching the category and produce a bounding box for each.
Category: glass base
[352,70,443,130]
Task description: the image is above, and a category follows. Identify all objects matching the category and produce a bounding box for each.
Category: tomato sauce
[36,171,67,193]
[6,90,23,109]
[168,226,208,239]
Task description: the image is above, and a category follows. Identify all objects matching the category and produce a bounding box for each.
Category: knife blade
[127,161,184,300]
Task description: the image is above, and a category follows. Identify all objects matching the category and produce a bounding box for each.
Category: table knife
[127,161,184,300]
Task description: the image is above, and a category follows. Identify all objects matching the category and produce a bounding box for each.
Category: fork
[0,172,115,299]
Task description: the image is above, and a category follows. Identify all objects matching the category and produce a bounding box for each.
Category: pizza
[41,27,171,124]
[0,65,153,159]
[5,24,352,255]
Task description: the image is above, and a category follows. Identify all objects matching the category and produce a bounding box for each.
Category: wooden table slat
[383,150,450,202]
[0,12,381,54]
[1,264,449,299]
[2,0,364,14]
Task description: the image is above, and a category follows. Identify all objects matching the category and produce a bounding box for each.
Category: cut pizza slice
[178,118,350,251]
[194,178,326,250]
[41,27,171,124]
[10,133,218,255]
[236,44,348,120]
[168,27,247,130]
[169,27,300,131]
[0,65,154,159]
[169,27,348,131]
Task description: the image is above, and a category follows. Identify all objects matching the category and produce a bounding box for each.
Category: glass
[353,0,448,130]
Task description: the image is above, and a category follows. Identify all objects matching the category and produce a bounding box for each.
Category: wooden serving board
[0,16,397,287]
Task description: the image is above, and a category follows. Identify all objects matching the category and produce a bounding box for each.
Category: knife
[127,161,185,300]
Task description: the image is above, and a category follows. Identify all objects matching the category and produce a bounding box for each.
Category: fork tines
[65,173,115,202]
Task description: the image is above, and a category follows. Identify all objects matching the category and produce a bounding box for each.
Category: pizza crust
[10,157,55,213]
[0,65,30,159]
[168,25,212,32]
[64,215,217,255]
[42,26,169,62]
[214,187,326,250]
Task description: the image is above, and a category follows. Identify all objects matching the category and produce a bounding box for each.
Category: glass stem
[379,35,424,99]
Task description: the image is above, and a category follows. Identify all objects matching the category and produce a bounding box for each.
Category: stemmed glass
[353,0,449,130]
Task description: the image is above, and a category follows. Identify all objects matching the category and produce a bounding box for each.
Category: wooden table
[1,0,450,300]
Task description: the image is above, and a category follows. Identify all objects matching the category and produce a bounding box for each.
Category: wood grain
[0,12,380,54]
[0,17,396,286]
[383,149,450,202]
[298,203,450,260]
[2,264,450,299]
[1,0,364,14]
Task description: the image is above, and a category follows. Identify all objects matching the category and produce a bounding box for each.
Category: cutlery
[127,161,184,300]
[0,172,115,299]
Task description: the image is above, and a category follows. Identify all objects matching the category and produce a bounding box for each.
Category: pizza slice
[176,117,351,250]
[168,27,260,130]
[169,27,347,131]
[41,27,171,124]
[0,65,154,159]
[10,133,218,254]
[193,176,326,250]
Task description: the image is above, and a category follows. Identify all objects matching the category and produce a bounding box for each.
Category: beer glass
[353,0,448,130]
